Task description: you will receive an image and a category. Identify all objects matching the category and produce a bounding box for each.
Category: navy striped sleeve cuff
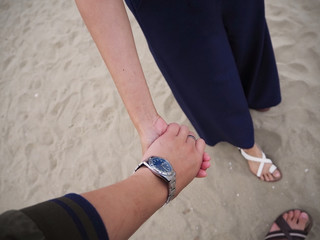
[21,193,109,240]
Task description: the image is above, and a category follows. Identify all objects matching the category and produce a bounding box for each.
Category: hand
[142,123,211,197]
[197,151,211,178]
[187,130,211,178]
[139,115,168,154]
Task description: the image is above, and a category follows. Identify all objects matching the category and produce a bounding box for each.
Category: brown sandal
[265,209,313,240]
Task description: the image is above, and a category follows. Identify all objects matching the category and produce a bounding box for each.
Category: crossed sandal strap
[239,148,277,177]
[265,230,308,240]
[265,214,308,240]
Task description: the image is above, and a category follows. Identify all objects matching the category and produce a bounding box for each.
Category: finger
[178,125,190,138]
[201,161,211,170]
[195,138,206,153]
[188,130,196,136]
[196,169,207,178]
[186,130,197,143]
[202,152,211,162]
[166,123,180,136]
[187,135,197,144]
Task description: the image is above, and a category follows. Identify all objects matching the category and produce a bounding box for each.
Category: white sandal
[238,148,281,181]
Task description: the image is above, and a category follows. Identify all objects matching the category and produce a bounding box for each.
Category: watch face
[148,157,173,175]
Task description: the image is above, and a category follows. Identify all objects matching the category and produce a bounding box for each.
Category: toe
[267,210,313,239]
[288,210,294,221]
[298,212,310,230]
[293,209,301,222]
[264,173,272,182]
[272,169,281,179]
[289,210,301,229]
[268,173,276,181]
[269,222,280,232]
[287,210,310,231]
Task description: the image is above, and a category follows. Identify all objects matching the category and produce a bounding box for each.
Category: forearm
[81,168,167,240]
[2,125,209,240]
[2,169,166,240]
[75,0,159,135]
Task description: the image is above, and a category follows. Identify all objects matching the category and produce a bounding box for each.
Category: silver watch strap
[135,158,176,204]
[166,173,176,204]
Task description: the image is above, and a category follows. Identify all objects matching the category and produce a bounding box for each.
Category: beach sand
[0,0,319,239]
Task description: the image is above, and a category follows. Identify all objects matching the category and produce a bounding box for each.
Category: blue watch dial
[137,156,176,204]
[149,157,173,174]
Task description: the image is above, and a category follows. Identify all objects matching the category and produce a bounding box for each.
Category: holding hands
[141,122,211,197]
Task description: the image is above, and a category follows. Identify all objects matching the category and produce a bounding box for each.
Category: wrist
[135,156,176,204]
[136,115,168,153]
[136,113,161,136]
[133,167,168,205]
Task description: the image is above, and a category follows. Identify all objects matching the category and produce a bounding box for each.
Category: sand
[0,0,319,239]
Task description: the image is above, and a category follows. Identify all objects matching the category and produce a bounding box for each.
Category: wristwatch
[135,156,176,204]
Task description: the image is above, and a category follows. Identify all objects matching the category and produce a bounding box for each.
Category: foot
[267,210,312,240]
[242,144,281,182]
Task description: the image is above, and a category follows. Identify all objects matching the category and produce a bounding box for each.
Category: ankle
[243,144,262,158]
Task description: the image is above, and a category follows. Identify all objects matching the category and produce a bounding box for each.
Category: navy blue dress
[125,0,281,148]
